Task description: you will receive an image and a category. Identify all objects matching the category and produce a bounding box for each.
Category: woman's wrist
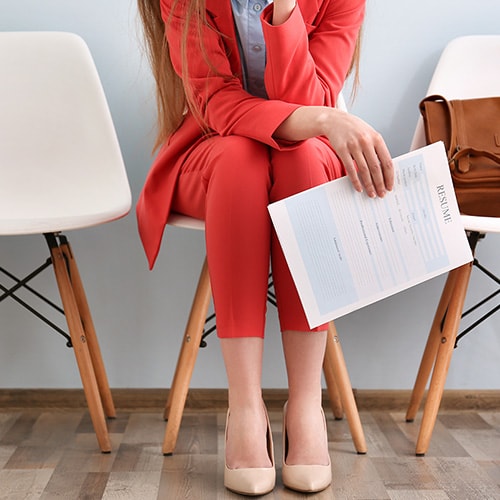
[274,106,336,142]
[314,106,339,137]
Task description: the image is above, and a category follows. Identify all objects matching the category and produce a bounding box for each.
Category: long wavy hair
[137,0,361,151]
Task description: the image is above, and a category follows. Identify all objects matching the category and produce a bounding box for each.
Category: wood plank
[371,456,441,491]
[371,412,416,457]
[352,412,398,458]
[394,413,470,458]
[159,455,218,499]
[0,469,54,498]
[111,443,165,473]
[437,412,493,430]
[0,445,15,470]
[477,411,500,429]
[387,490,450,499]
[0,411,40,446]
[171,412,218,455]
[21,411,83,447]
[78,472,110,499]
[119,413,165,446]
[101,471,162,500]
[5,444,63,470]
[478,460,500,488]
[446,428,500,460]
[52,438,116,474]
[41,471,88,499]
[331,452,391,499]
[0,412,21,441]
[427,457,500,499]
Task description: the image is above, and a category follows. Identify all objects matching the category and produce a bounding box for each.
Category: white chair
[406,35,500,455]
[0,32,131,452]
[161,91,368,457]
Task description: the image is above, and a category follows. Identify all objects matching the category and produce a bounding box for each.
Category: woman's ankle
[225,403,273,469]
[284,400,330,466]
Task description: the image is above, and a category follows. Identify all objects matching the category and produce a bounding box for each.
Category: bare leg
[221,337,272,469]
[282,330,330,465]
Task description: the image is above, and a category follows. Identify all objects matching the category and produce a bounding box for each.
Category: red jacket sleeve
[262,0,365,106]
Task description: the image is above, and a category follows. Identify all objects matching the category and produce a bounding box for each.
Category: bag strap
[420,94,458,157]
[451,147,500,167]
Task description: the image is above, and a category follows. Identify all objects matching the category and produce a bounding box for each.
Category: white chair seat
[461,215,500,234]
[168,213,205,231]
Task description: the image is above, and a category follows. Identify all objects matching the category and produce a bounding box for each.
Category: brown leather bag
[419,94,500,217]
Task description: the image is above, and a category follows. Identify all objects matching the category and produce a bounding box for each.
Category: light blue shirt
[231,0,272,98]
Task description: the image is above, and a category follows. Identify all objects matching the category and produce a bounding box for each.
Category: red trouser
[171,135,344,338]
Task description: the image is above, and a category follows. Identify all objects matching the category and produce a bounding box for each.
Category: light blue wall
[0,0,499,390]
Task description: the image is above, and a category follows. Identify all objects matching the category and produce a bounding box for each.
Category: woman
[137,0,393,495]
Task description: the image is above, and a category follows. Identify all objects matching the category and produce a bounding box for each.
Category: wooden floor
[0,408,499,499]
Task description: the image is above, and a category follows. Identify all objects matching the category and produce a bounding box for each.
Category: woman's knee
[206,136,271,195]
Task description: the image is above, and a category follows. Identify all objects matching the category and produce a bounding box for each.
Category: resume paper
[268,142,473,328]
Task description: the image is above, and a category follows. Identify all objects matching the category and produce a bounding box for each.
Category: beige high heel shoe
[224,407,276,496]
[282,401,332,493]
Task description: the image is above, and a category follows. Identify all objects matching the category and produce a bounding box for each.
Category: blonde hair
[138,0,362,151]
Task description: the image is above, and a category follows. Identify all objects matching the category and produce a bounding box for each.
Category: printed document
[268,142,473,328]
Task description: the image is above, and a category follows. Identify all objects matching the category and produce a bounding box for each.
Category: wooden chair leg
[324,322,367,454]
[60,237,116,418]
[415,262,473,456]
[47,235,111,453]
[162,257,211,455]
[322,347,344,420]
[406,269,460,423]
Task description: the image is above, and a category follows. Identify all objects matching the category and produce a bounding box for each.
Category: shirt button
[252,44,262,52]
[253,3,262,12]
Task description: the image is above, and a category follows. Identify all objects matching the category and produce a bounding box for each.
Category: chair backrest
[411,35,500,151]
[0,31,131,235]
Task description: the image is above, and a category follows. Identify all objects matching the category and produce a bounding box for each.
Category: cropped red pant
[171,135,344,338]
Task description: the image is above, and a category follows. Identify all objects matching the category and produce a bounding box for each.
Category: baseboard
[0,388,499,412]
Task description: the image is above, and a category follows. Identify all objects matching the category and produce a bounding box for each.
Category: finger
[337,150,363,193]
[378,151,394,192]
[374,138,394,191]
[351,151,377,198]
[362,148,387,198]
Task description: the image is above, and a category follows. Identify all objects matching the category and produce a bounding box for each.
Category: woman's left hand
[274,106,394,198]
[322,108,394,198]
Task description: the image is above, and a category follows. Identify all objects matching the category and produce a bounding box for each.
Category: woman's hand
[274,106,394,198]
[272,0,296,25]
[320,108,394,198]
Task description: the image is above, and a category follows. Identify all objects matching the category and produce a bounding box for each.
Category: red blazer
[137,0,365,268]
